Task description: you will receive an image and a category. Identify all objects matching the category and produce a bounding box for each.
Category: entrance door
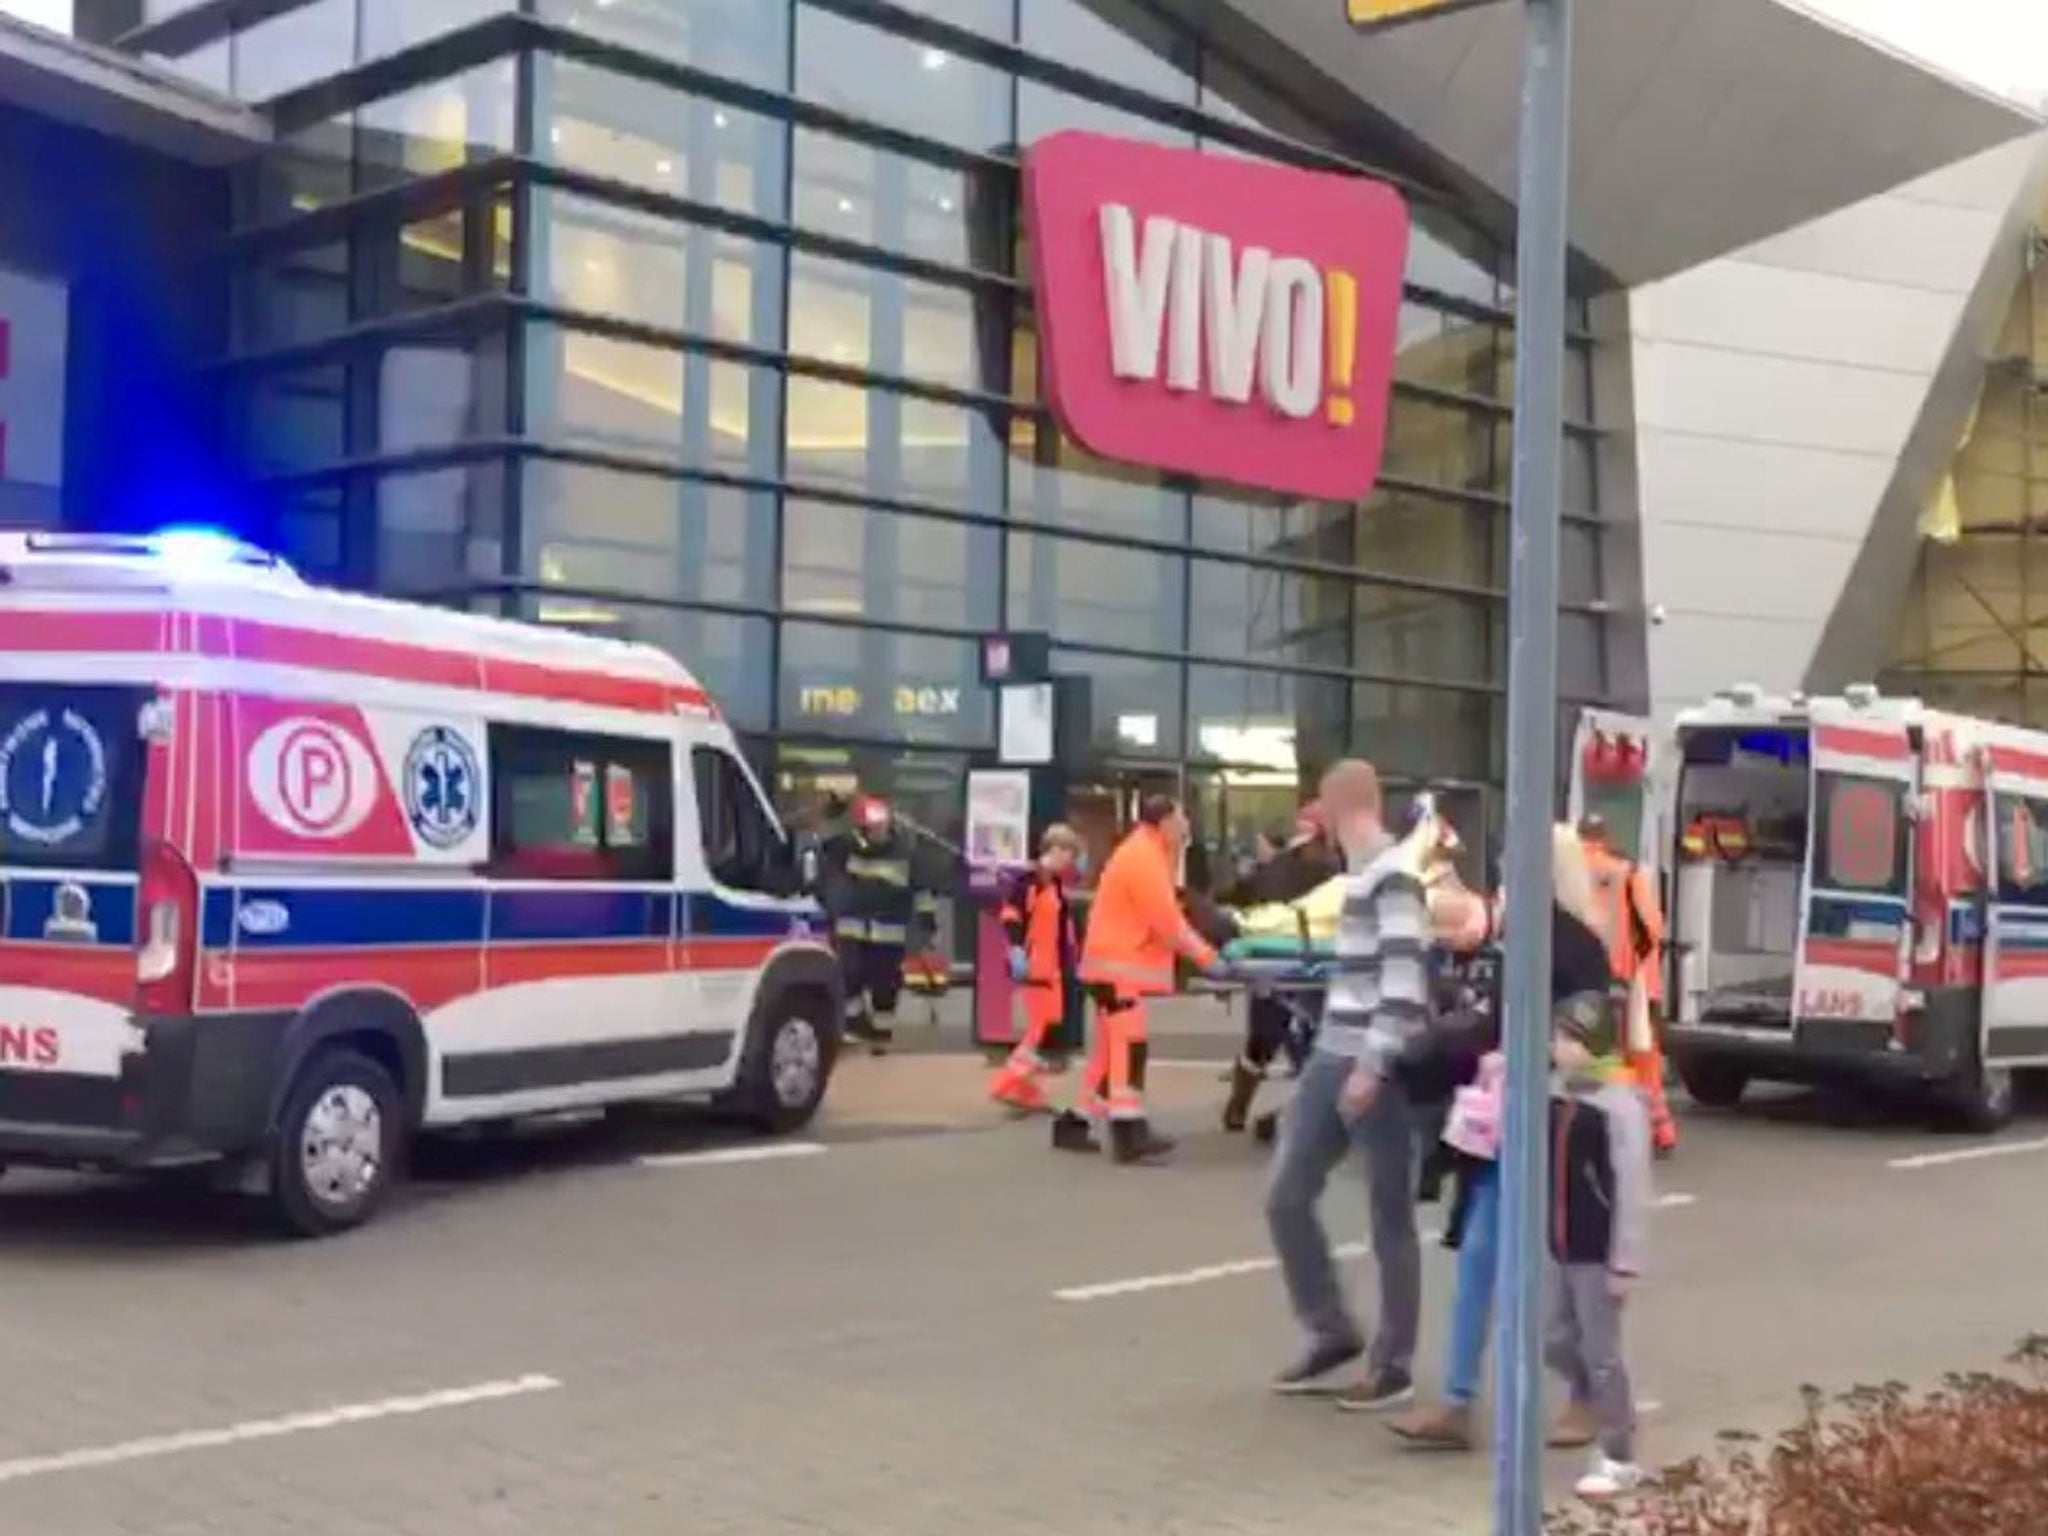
[1977,742,2048,1067]
[1793,703,1915,1028]
[1064,765,1182,882]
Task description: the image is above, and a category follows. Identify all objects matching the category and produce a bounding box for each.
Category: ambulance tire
[269,1048,404,1238]
[1936,1054,2015,1135]
[727,988,836,1134]
[1674,1056,1749,1110]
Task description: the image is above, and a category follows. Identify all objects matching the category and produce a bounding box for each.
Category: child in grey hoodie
[1547,991,1653,1500]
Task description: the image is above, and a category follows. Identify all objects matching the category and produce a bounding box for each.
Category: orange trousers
[989,981,1065,1110]
[1628,1004,1678,1152]
[1072,989,1150,1122]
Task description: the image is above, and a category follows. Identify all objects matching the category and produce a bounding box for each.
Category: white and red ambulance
[1666,682,2048,1130]
[0,531,839,1233]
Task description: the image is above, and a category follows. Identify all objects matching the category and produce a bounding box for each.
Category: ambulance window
[692,746,782,891]
[488,726,673,882]
[1994,795,2048,901]
[1814,774,1906,894]
[0,685,148,871]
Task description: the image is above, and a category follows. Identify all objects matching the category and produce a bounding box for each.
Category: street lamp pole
[1494,1,1574,1534]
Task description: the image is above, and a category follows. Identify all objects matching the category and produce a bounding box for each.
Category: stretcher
[1217,946,1339,1070]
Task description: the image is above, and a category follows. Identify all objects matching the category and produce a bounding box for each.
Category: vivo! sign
[1025,131,1409,502]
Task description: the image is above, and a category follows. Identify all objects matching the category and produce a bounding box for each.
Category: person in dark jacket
[1219,801,1344,1133]
[819,795,942,1054]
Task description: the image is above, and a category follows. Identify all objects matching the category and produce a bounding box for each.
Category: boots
[1051,1111,1100,1153]
[1110,1118,1176,1165]
[1222,1060,1260,1133]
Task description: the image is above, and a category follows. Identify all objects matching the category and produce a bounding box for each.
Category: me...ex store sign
[1024,131,1409,502]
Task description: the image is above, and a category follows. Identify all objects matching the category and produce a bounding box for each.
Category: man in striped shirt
[1264,758,1432,1410]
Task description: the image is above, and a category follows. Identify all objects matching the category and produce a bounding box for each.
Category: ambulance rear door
[1977,738,2048,1069]
[1794,701,1916,1031]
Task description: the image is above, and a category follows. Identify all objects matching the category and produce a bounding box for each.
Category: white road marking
[636,1141,829,1169]
[1885,1136,2048,1171]
[0,1375,562,1486]
[1054,1192,1698,1303]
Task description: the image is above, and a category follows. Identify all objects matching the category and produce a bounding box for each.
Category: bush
[1548,1336,2048,1535]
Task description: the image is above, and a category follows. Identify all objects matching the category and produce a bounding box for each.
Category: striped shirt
[1317,832,1432,1074]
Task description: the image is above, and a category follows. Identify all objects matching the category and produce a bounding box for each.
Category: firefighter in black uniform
[821,794,940,1054]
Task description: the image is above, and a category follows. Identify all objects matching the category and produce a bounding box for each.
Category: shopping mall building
[5,0,2047,898]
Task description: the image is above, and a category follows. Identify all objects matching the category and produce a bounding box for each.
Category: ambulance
[1666,682,2048,1131]
[0,531,840,1234]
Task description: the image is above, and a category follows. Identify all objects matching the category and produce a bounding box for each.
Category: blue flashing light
[1733,729,1809,765]
[150,527,258,572]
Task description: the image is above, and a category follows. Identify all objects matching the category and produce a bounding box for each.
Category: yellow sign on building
[1346,0,1501,30]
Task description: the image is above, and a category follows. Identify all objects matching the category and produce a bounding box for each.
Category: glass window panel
[544,59,787,220]
[1560,521,1602,606]
[243,120,352,224]
[534,0,790,89]
[1407,205,1501,309]
[1007,532,1184,653]
[1020,0,1194,103]
[529,322,781,478]
[360,0,499,60]
[1353,584,1492,686]
[270,486,346,580]
[1053,648,1181,759]
[1188,560,1351,669]
[1199,58,1326,145]
[795,6,1013,155]
[1395,303,1501,399]
[541,191,783,348]
[791,129,1011,272]
[368,193,514,318]
[232,0,355,101]
[782,499,999,629]
[1351,487,1497,589]
[522,461,775,611]
[780,622,992,748]
[788,252,995,395]
[1381,395,1505,496]
[375,461,508,594]
[523,598,773,733]
[784,378,1003,509]
[235,242,348,350]
[1561,611,1605,700]
[1188,664,1348,781]
[1017,81,1194,150]
[242,365,344,477]
[1564,431,1598,512]
[895,0,1013,36]
[1349,682,1492,781]
[1496,332,1597,419]
[153,38,230,94]
[356,62,516,188]
[1191,490,1351,562]
[1009,414,1187,542]
[379,331,508,453]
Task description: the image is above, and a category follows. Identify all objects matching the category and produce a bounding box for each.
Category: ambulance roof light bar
[2,529,304,590]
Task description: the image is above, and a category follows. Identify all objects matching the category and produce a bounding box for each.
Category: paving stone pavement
[1,1061,2044,1536]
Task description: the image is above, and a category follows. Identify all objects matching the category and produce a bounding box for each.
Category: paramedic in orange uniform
[1581,814,1677,1155]
[1050,795,1223,1165]
[988,823,1083,1114]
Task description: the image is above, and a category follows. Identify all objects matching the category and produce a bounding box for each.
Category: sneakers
[1270,1336,1366,1395]
[1549,1400,1601,1449]
[1387,1401,1474,1450]
[1050,1111,1100,1153]
[1574,1453,1647,1501]
[1335,1366,1416,1414]
[990,1074,1049,1116]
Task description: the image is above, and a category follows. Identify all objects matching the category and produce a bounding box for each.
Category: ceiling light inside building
[937,195,956,212]
[713,110,729,128]
[837,196,855,213]
[920,47,948,70]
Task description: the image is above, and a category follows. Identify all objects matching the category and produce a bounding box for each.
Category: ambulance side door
[682,736,803,1052]
[1795,704,1915,1031]
[1978,743,2048,1069]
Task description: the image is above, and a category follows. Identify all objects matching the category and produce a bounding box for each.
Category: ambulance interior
[1671,727,1811,1027]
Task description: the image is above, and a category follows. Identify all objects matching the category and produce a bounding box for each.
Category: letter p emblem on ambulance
[1025,131,1409,503]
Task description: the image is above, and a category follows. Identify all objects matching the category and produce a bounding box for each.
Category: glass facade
[1885,216,2048,724]
[135,0,1617,886]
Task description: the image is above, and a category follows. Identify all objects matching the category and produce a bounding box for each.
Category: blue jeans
[1444,1161,1499,1406]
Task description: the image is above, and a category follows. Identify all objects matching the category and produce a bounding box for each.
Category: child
[1547,991,1654,1500]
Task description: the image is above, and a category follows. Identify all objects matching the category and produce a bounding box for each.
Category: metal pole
[1494,1,1573,1533]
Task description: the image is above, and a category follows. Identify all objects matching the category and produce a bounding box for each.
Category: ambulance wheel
[269,1049,403,1238]
[728,989,835,1134]
[1938,1058,2015,1135]
[1675,1056,1749,1110]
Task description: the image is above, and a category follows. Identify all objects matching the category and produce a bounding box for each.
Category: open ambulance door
[1977,742,2048,1070]
[1794,703,1915,1030]
[1568,708,1658,866]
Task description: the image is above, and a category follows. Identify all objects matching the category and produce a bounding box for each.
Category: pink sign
[1024,131,1410,503]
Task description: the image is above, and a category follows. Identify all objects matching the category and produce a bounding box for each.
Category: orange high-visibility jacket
[1586,843,1665,1003]
[999,867,1078,985]
[1080,824,1218,995]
